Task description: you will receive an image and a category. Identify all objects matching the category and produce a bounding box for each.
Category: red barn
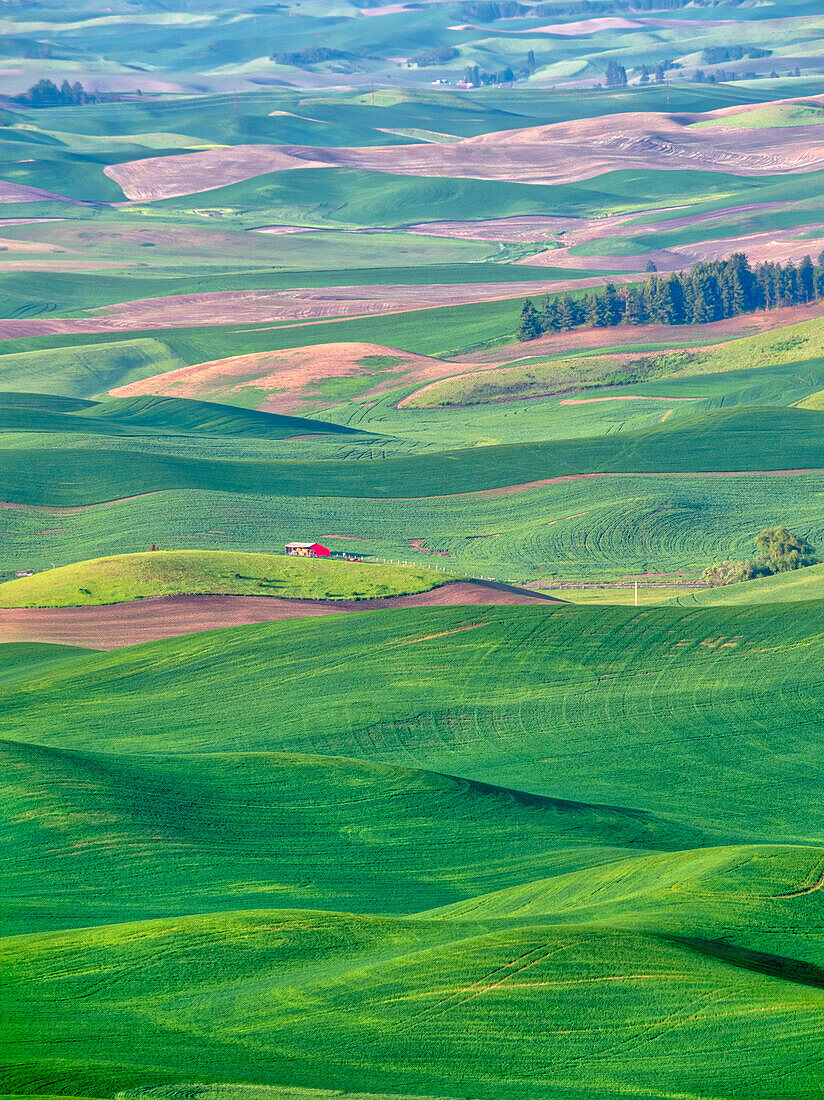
[285,542,331,558]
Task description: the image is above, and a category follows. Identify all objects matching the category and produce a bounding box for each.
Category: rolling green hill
[0,338,189,399]
[3,602,823,841]
[6,50,824,1100]
[673,561,824,606]
[0,392,362,441]
[0,550,444,607]
[3,596,824,1098]
[1,737,703,935]
[2,406,822,506]
[6,898,824,1100]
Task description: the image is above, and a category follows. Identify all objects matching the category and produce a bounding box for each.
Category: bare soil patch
[110,341,463,413]
[104,145,329,201]
[0,277,621,340]
[102,101,824,200]
[530,16,643,33]
[0,181,80,204]
[408,215,585,241]
[0,580,563,649]
[517,201,823,272]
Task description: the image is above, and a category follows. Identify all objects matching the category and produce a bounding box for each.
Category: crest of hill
[109,341,457,413]
[422,843,824,937]
[1,736,705,934]
[3,601,824,842]
[692,103,824,130]
[3,405,824,506]
[101,96,824,200]
[402,312,824,408]
[672,561,824,607]
[0,551,444,607]
[0,392,362,439]
[0,338,188,399]
[7,902,824,1099]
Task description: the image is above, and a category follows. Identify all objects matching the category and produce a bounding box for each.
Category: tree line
[15,80,121,107]
[460,51,535,87]
[516,254,824,341]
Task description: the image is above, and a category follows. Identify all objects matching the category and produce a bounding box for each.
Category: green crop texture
[3,601,824,1097]
[2,406,822,507]
[673,561,824,606]
[6,62,824,1100]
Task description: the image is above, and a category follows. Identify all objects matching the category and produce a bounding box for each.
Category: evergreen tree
[556,293,577,331]
[798,255,815,303]
[518,253,824,337]
[666,274,686,324]
[605,60,628,86]
[778,261,799,307]
[515,299,542,341]
[623,287,647,325]
[540,294,561,333]
[602,283,621,326]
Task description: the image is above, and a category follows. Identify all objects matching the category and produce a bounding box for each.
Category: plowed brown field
[103,99,824,201]
[0,580,563,649]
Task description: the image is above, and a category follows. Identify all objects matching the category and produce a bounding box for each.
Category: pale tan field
[103,97,824,201]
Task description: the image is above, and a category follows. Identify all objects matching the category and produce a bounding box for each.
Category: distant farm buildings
[285,542,331,558]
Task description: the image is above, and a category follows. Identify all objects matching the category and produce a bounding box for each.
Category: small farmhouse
[285,542,331,558]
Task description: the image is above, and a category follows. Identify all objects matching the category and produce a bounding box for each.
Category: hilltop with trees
[14,80,121,106]
[516,254,824,340]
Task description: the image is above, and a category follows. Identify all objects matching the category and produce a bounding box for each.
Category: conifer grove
[516,253,824,340]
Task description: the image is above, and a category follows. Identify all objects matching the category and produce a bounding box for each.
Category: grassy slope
[4,596,824,1098]
[797,387,824,409]
[148,165,824,226]
[673,561,824,606]
[3,602,823,840]
[1,737,701,934]
[0,256,591,317]
[0,338,189,399]
[2,406,822,506]
[4,474,824,584]
[693,103,824,128]
[0,551,445,607]
[403,313,824,408]
[5,898,823,1100]
[0,295,524,362]
[0,393,363,441]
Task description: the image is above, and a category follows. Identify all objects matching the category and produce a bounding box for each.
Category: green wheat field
[2,2,824,1098]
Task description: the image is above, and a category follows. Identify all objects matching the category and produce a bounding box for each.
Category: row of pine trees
[516,254,824,340]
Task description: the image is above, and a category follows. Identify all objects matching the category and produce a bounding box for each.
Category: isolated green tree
[754,526,818,574]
